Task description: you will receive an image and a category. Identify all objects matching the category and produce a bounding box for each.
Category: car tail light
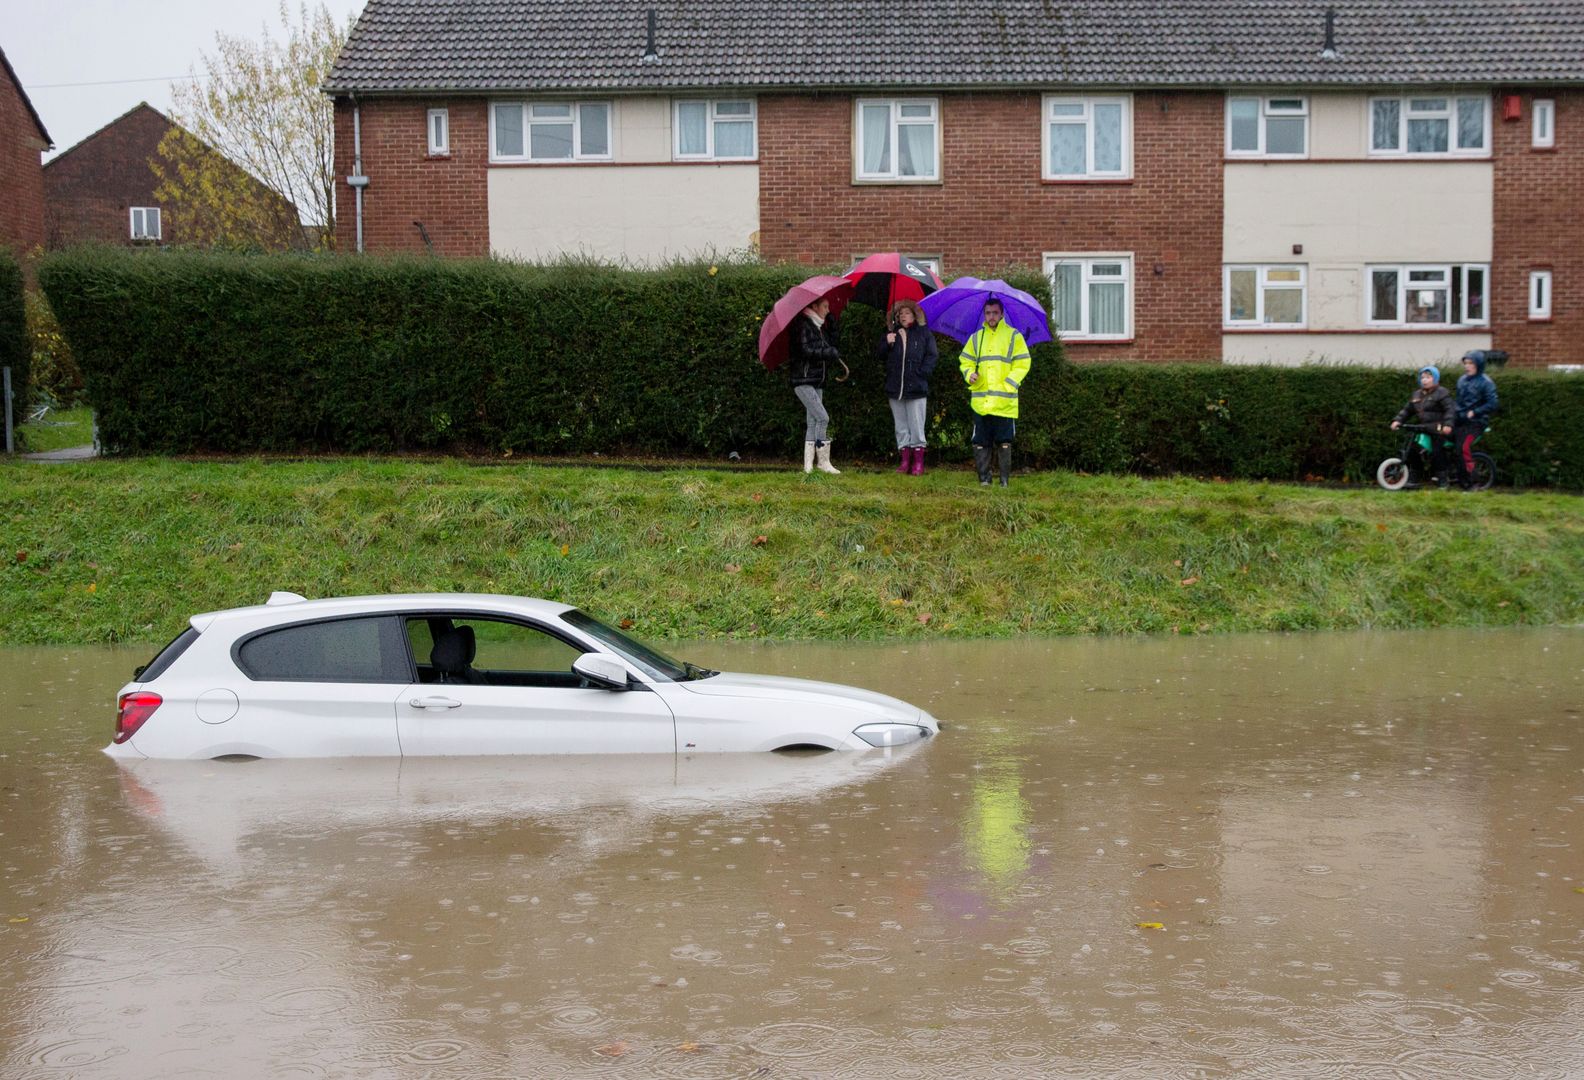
[115,692,162,744]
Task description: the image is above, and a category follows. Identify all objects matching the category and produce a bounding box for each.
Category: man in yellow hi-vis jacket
[959,299,1032,486]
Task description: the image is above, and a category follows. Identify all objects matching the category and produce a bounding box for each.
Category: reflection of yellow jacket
[959,322,1031,419]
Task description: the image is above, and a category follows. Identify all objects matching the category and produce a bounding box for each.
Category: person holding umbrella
[876,299,938,474]
[960,299,1032,487]
[787,298,846,474]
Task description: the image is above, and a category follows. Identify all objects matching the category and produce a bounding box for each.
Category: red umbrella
[758,274,854,370]
[844,253,945,311]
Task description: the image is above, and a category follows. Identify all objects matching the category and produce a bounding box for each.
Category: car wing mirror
[573,653,631,690]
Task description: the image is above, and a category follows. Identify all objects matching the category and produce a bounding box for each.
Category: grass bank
[2,457,1581,646]
[17,406,93,453]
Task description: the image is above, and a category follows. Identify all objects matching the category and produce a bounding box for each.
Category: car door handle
[409,696,462,709]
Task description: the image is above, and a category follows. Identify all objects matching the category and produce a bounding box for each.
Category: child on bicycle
[1453,351,1499,491]
[1391,366,1455,486]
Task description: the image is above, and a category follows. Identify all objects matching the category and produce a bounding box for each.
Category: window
[1370,95,1489,155]
[1530,270,1553,320]
[405,616,584,686]
[137,627,201,683]
[1224,265,1306,327]
[491,101,612,161]
[1533,99,1556,148]
[1226,96,1308,157]
[238,617,411,683]
[674,99,757,159]
[1044,95,1131,178]
[427,108,449,155]
[129,207,161,240]
[1046,254,1132,340]
[1367,264,1488,326]
[855,98,939,181]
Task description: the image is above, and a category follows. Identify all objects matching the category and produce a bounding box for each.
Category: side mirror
[573,653,631,690]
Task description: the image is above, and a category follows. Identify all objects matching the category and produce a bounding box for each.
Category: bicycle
[1376,423,1494,491]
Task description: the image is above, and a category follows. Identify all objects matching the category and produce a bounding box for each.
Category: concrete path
[20,444,98,462]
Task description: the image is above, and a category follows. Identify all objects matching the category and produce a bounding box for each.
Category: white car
[105,593,939,759]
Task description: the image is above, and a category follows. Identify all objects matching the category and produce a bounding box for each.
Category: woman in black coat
[876,300,938,475]
[787,299,843,474]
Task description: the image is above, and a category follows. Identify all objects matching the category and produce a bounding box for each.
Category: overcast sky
[6,0,366,159]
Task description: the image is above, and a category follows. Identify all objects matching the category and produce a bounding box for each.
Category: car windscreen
[137,626,201,683]
[560,610,690,682]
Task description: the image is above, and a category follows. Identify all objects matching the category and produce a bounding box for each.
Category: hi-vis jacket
[959,322,1031,418]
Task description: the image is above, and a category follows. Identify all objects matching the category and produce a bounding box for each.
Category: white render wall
[1223,332,1492,367]
[488,96,760,264]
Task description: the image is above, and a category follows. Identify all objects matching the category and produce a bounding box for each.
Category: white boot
[816,440,841,475]
[803,442,815,473]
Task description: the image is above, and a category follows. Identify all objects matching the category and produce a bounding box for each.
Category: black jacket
[1455,366,1499,425]
[876,325,939,399]
[787,314,840,388]
[1393,384,1454,429]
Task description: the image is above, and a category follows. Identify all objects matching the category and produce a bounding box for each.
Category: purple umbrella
[917,277,1053,346]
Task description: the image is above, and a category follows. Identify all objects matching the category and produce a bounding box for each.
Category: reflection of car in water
[106,593,939,759]
[113,747,926,868]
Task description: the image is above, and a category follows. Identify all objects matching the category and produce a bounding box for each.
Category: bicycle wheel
[1471,453,1495,491]
[1376,458,1410,491]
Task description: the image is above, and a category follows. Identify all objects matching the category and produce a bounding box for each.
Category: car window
[411,616,582,674]
[237,616,411,683]
[138,626,201,682]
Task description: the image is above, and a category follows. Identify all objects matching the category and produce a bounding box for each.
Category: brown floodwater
[2,627,1583,1078]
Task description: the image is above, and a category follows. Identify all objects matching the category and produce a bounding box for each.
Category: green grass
[17,407,93,453]
[2,457,1581,646]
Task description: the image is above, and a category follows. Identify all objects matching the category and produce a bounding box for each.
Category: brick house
[0,44,51,256]
[324,1,1584,367]
[43,102,302,250]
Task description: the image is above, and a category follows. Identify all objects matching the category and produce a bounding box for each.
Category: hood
[1462,350,1487,375]
[1419,365,1441,386]
[677,671,921,719]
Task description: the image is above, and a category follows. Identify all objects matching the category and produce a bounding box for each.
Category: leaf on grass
[1179,576,1199,587]
[751,492,763,503]
[593,1042,629,1058]
[916,612,932,625]
[227,542,243,551]
[889,598,905,606]
[14,551,25,564]
[814,610,827,618]
[86,582,97,593]
[724,563,742,574]
[1376,523,1388,532]
[752,535,768,547]
[619,618,634,630]
[1135,921,1165,930]
[1173,559,1183,568]
[1497,601,1510,608]
[560,544,571,557]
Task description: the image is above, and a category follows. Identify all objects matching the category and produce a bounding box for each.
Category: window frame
[1044,252,1134,342]
[427,108,450,156]
[489,99,614,163]
[672,98,758,161]
[1533,99,1556,148]
[1224,95,1309,158]
[1042,94,1133,179]
[129,206,161,241]
[1365,263,1490,327]
[1368,94,1491,157]
[853,97,942,183]
[1223,264,1308,328]
[1529,270,1553,320]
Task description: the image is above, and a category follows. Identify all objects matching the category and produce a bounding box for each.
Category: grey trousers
[794,385,829,443]
[888,397,928,448]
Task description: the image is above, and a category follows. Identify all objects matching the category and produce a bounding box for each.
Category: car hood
[675,671,927,722]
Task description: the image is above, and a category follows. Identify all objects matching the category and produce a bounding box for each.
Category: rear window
[236,616,411,683]
[137,626,201,683]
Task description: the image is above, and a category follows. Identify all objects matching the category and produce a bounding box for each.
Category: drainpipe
[347,96,369,253]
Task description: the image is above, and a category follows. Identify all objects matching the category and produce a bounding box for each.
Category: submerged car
[106,593,939,759]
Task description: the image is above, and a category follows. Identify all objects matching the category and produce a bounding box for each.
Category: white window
[490,101,612,162]
[1367,264,1488,326]
[427,108,449,155]
[1530,270,1553,319]
[1224,265,1306,327]
[1226,96,1308,157]
[129,206,161,240]
[1046,254,1133,340]
[905,254,942,277]
[674,99,757,160]
[1370,95,1489,156]
[855,98,939,182]
[1533,99,1556,148]
[1043,95,1131,178]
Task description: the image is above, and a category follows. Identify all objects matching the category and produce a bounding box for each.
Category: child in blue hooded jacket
[1453,351,1499,490]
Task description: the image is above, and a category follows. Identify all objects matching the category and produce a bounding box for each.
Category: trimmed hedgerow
[0,250,29,428]
[38,247,1584,488]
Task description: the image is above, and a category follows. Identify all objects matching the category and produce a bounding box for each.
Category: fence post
[3,366,12,454]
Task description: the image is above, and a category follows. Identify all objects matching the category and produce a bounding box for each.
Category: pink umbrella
[758,275,854,370]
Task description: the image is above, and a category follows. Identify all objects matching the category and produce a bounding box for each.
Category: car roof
[189,593,578,633]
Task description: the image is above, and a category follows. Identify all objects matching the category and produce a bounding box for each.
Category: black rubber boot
[973,446,992,485]
[997,444,1012,487]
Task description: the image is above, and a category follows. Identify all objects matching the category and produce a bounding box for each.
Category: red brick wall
[333,97,490,256]
[43,104,174,248]
[1492,89,1583,368]
[0,69,47,255]
[757,91,1225,362]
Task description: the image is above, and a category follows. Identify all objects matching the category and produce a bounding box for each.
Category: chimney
[642,8,659,63]
[1320,8,1339,59]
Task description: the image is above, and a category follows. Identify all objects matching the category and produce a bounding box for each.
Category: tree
[153,2,348,251]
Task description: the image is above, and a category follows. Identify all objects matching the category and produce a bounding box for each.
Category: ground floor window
[1530,270,1553,320]
[1367,264,1487,326]
[1046,254,1132,340]
[1224,265,1306,327]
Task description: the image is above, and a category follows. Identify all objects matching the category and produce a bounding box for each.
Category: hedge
[38,247,1584,488]
[0,250,29,429]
